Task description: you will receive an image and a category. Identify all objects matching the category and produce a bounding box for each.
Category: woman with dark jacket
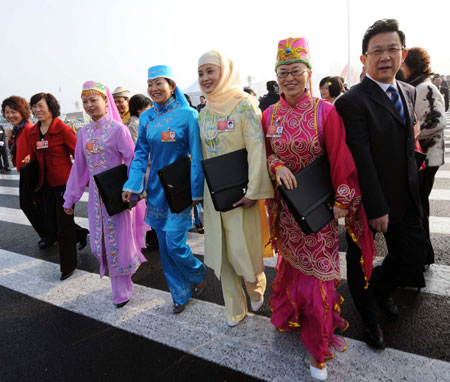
[28,93,88,280]
[1,96,47,242]
[402,47,446,265]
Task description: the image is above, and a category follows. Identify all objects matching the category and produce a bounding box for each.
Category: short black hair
[328,77,344,97]
[266,80,277,92]
[362,19,405,55]
[319,76,331,88]
[129,94,152,117]
[30,93,61,118]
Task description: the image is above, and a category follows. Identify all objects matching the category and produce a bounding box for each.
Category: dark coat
[335,76,421,224]
[29,118,77,188]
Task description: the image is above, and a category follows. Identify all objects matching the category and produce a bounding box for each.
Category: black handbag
[157,156,192,213]
[278,154,335,235]
[93,164,129,216]
[201,148,248,212]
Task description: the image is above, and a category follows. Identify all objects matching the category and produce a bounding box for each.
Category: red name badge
[36,140,49,149]
[161,131,176,142]
[217,120,235,131]
[85,142,99,153]
[266,124,283,137]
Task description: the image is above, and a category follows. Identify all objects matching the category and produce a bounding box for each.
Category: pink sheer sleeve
[63,129,90,208]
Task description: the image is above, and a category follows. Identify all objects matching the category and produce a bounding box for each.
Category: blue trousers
[154,229,205,305]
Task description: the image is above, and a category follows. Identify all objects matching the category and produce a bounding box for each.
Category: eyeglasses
[365,47,402,56]
[276,69,310,78]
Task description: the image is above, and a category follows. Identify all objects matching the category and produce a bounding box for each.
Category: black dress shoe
[193,281,206,298]
[77,229,89,250]
[377,296,399,320]
[173,303,186,314]
[60,270,74,281]
[39,238,56,249]
[115,300,129,308]
[194,223,204,234]
[363,321,385,349]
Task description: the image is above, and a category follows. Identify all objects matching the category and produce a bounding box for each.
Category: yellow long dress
[199,98,274,282]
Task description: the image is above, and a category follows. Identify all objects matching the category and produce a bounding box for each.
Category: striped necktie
[388,85,406,124]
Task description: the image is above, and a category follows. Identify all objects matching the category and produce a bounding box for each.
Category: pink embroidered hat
[275,37,312,71]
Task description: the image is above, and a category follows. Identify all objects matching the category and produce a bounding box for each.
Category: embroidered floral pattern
[266,96,341,280]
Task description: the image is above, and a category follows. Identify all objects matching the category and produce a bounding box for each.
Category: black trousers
[0,143,9,169]
[42,184,81,274]
[418,166,439,265]
[19,172,48,239]
[346,199,428,324]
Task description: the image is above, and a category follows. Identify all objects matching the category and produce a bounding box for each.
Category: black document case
[158,156,192,214]
[93,164,129,216]
[279,155,335,235]
[20,160,39,193]
[201,148,248,212]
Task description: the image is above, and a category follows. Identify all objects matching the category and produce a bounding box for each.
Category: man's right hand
[368,214,389,233]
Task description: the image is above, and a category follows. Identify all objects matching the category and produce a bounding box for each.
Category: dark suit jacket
[29,118,77,188]
[335,76,421,224]
[439,86,449,111]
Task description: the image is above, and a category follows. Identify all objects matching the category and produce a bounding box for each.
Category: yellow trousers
[220,252,267,323]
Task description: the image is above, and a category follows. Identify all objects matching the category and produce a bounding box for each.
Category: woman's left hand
[333,205,348,220]
[22,155,30,164]
[233,196,256,209]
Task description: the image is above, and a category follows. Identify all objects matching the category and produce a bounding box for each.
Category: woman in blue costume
[122,65,206,313]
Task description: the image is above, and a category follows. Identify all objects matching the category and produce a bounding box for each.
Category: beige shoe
[226,315,245,328]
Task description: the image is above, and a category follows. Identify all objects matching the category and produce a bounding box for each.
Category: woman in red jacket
[28,93,88,280]
[1,96,48,242]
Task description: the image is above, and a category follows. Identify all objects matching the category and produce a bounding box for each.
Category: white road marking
[1,250,449,382]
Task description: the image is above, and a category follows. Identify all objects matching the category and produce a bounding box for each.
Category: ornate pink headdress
[81,81,122,123]
[275,37,312,71]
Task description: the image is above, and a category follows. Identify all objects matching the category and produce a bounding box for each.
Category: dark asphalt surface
[0,286,258,382]
[1,176,450,382]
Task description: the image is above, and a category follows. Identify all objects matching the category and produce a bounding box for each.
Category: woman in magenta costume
[63,81,148,308]
[263,37,376,380]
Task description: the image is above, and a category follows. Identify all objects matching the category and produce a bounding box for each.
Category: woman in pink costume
[263,37,376,380]
[63,81,148,308]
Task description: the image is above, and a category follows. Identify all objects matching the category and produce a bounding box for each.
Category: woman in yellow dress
[197,50,274,327]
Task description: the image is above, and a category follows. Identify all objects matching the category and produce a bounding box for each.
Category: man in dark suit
[432,74,449,111]
[335,19,429,350]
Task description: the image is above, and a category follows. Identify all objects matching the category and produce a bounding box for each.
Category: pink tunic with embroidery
[262,93,375,365]
[63,114,148,278]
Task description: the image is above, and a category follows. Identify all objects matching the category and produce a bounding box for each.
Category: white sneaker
[250,297,264,312]
[310,364,327,380]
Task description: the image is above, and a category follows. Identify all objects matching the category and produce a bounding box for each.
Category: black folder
[158,156,192,213]
[415,150,426,168]
[93,164,129,216]
[20,160,39,193]
[279,154,335,235]
[201,148,248,212]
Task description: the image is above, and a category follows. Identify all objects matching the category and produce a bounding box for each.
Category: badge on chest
[161,130,176,142]
[266,124,283,137]
[266,116,283,137]
[217,120,235,132]
[85,141,100,153]
[36,140,49,149]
